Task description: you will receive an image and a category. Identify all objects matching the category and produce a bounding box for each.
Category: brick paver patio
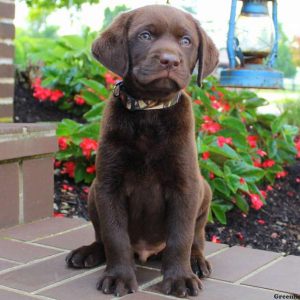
[0,217,299,299]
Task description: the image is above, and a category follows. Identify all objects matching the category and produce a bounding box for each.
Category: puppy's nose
[159,53,180,68]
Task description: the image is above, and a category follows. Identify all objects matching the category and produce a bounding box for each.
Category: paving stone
[0,217,88,241]
[0,258,19,272]
[0,254,87,292]
[0,289,38,300]
[36,224,95,250]
[39,266,161,300]
[147,279,275,300]
[242,255,300,295]
[204,242,228,256]
[208,246,281,282]
[122,292,170,300]
[0,239,61,263]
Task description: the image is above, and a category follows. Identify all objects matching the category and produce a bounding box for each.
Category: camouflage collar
[113,81,181,111]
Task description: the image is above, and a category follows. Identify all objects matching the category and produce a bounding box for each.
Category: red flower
[53,212,65,218]
[86,165,96,174]
[49,90,64,102]
[209,172,215,179]
[257,149,267,157]
[211,235,221,243]
[80,138,98,159]
[54,160,61,168]
[276,171,288,178]
[202,151,210,160]
[253,158,262,168]
[266,185,273,191]
[58,137,68,150]
[62,184,74,191]
[61,161,75,178]
[194,99,202,105]
[260,190,267,199]
[247,135,258,148]
[262,159,275,168]
[217,136,233,147]
[295,140,300,158]
[209,94,217,101]
[104,72,120,86]
[212,100,221,110]
[236,232,244,241]
[296,178,300,183]
[257,219,266,225]
[74,95,85,105]
[221,102,231,112]
[239,177,246,185]
[201,116,221,134]
[83,187,90,194]
[249,194,263,210]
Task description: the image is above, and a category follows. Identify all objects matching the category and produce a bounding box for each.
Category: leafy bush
[16,29,120,117]
[55,75,299,224]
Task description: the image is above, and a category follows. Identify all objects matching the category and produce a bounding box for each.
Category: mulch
[14,71,300,256]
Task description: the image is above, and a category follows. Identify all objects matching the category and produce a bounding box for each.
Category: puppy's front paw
[191,255,212,278]
[162,270,203,298]
[97,267,138,297]
[66,242,105,269]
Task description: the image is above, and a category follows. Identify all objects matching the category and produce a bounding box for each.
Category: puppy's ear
[196,25,219,86]
[92,12,132,77]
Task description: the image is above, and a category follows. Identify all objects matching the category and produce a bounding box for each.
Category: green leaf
[219,116,247,135]
[271,113,286,134]
[225,160,264,183]
[75,163,86,183]
[82,90,101,105]
[267,139,278,158]
[200,159,224,177]
[79,79,109,98]
[208,143,239,159]
[212,178,230,197]
[244,97,268,108]
[235,194,249,213]
[211,203,227,224]
[83,102,106,123]
[56,119,81,137]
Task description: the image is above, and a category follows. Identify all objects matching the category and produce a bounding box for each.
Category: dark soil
[14,70,84,123]
[54,162,300,256]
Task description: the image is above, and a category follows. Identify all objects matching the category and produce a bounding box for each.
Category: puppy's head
[92,5,219,97]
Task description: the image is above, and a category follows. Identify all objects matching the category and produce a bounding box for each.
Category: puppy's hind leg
[66,181,106,269]
[191,180,212,278]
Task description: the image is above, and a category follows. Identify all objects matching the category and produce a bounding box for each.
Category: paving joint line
[234,255,284,285]
[206,246,230,258]
[0,257,22,265]
[31,265,105,295]
[25,240,71,252]
[0,285,56,300]
[136,290,179,300]
[0,252,67,276]
[29,223,92,243]
[139,275,163,290]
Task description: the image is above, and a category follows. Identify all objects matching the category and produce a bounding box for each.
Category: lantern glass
[235,2,275,59]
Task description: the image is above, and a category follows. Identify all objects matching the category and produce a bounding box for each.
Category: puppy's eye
[180,36,191,47]
[139,31,152,41]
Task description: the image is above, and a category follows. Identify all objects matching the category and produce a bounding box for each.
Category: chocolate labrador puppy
[66,4,218,298]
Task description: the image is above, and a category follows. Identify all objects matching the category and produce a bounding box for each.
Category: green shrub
[55,76,299,224]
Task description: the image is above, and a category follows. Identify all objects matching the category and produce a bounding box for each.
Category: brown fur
[66,5,218,298]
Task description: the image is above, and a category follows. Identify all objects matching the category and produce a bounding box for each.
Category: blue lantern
[220,0,283,89]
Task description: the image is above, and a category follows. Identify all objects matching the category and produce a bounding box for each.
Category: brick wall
[0,0,15,122]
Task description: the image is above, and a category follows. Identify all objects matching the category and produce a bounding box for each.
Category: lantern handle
[268,0,278,67]
[227,0,238,69]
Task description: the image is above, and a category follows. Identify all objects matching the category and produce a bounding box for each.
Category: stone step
[0,123,58,229]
